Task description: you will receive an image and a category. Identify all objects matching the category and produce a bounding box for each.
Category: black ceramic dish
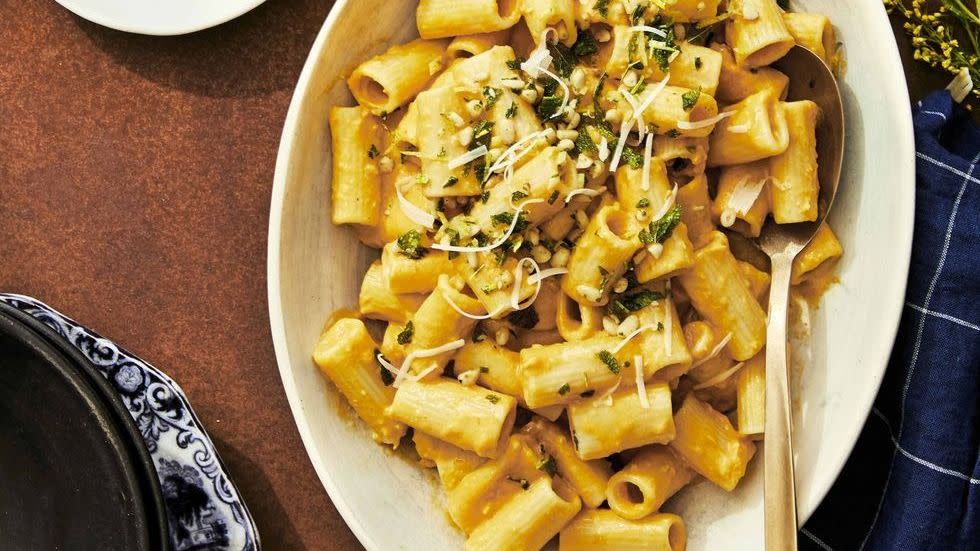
[0,304,171,551]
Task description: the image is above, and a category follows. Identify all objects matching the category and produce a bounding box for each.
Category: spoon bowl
[758,45,845,551]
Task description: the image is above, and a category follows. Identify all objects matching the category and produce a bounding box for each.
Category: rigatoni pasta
[314,2,846,548]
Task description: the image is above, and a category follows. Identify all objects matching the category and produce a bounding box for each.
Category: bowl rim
[52,0,266,36]
[267,1,916,547]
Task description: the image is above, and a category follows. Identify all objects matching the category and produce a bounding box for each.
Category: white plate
[54,0,265,36]
[268,1,915,549]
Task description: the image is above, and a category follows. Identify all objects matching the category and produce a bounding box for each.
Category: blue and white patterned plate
[0,293,260,551]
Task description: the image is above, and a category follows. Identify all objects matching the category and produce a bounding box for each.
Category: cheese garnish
[395,183,436,229]
[447,145,489,169]
[676,110,735,131]
[689,332,733,369]
[693,361,746,390]
[608,118,634,173]
[394,338,467,387]
[641,133,654,191]
[634,354,649,408]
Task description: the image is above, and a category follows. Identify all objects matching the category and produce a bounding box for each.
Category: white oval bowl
[268,1,915,549]
[54,0,265,36]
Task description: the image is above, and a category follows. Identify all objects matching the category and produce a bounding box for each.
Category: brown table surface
[0,2,963,549]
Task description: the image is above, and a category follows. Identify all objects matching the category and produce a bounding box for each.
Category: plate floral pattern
[0,293,260,551]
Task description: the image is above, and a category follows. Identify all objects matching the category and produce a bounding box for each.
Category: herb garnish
[682,87,702,111]
[558,383,571,395]
[548,190,560,204]
[483,86,502,108]
[637,198,650,208]
[396,321,414,345]
[443,176,459,188]
[594,0,609,17]
[486,394,501,404]
[608,289,666,319]
[572,31,599,58]
[638,205,683,245]
[367,144,379,159]
[597,350,621,374]
[505,102,518,119]
[396,230,425,259]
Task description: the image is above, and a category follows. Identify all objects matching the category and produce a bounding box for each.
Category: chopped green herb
[472,120,495,149]
[637,198,650,208]
[437,147,447,159]
[572,30,599,58]
[593,73,608,117]
[512,190,528,202]
[597,350,621,374]
[506,57,526,70]
[666,128,681,138]
[480,191,491,203]
[486,394,501,404]
[396,321,414,345]
[483,86,502,108]
[415,174,431,186]
[608,289,666,319]
[548,189,560,204]
[375,349,394,386]
[479,366,490,373]
[681,87,702,111]
[558,383,571,396]
[694,57,703,70]
[594,0,609,17]
[367,144,379,159]
[629,79,647,97]
[657,322,664,331]
[574,126,597,155]
[651,19,676,72]
[446,227,460,260]
[650,205,683,243]
[631,3,646,24]
[491,212,514,226]
[444,176,459,188]
[620,146,645,169]
[505,102,518,119]
[548,42,576,78]
[536,94,564,120]
[581,389,596,398]
[537,455,558,476]
[396,230,425,259]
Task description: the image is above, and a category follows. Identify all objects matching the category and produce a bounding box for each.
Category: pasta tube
[677,232,767,361]
[348,39,450,115]
[313,318,407,446]
[769,100,820,224]
[669,395,756,491]
[417,0,522,39]
[388,378,517,458]
[559,510,686,551]
[725,0,795,67]
[567,383,674,460]
[606,446,694,520]
[521,417,613,508]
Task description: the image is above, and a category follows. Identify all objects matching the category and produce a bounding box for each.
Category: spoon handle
[765,254,798,551]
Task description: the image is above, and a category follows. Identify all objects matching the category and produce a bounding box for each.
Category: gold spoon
[760,45,845,551]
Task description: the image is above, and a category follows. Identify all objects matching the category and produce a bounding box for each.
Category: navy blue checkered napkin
[799,91,980,551]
